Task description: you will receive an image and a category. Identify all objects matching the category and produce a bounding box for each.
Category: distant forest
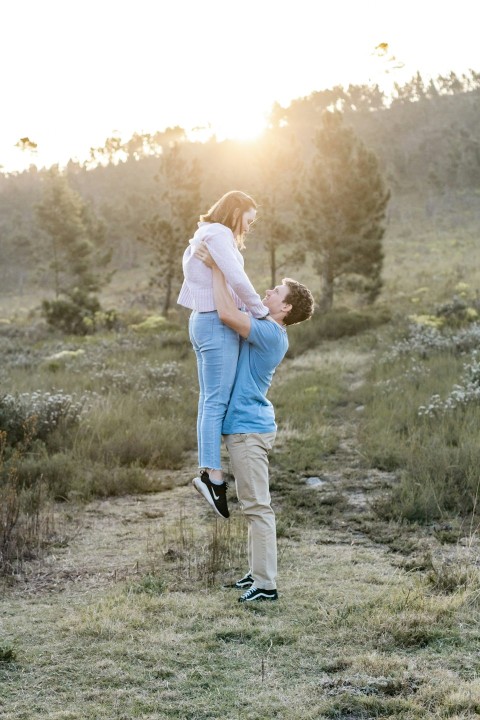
[1,69,479,299]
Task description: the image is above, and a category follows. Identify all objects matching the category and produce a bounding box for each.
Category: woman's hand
[195,242,217,268]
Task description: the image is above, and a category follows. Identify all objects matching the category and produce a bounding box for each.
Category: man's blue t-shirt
[222,318,288,434]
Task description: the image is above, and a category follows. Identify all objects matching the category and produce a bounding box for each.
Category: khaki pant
[224,432,277,590]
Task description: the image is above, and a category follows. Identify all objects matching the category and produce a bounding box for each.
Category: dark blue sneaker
[223,572,253,589]
[238,586,278,603]
[235,572,254,589]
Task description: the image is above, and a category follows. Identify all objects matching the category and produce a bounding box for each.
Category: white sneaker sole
[192,477,228,520]
[240,593,278,603]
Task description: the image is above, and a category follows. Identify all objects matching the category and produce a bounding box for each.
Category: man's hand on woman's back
[195,242,217,269]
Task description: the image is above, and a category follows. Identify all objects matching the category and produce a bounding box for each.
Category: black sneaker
[235,572,254,589]
[238,586,278,603]
[192,470,229,519]
[223,572,253,589]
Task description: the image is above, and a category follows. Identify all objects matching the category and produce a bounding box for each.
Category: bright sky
[1,0,479,172]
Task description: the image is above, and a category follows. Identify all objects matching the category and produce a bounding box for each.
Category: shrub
[418,351,480,417]
[15,451,77,499]
[0,391,84,447]
[1,323,196,505]
[435,294,480,328]
[0,427,51,575]
[42,289,101,335]
[387,319,480,362]
[41,288,118,336]
[77,408,194,470]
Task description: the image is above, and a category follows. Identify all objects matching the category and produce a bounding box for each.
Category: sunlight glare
[208,109,267,143]
[186,112,267,145]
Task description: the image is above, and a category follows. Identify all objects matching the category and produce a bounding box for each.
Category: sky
[1,0,479,172]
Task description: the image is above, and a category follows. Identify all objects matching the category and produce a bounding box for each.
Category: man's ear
[282,303,293,317]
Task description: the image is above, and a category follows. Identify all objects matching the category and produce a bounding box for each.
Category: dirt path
[2,448,206,595]
[5,345,398,600]
[9,341,468,604]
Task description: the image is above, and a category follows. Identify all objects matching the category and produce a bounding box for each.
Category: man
[193,245,314,602]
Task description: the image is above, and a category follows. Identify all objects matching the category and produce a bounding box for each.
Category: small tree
[138,144,201,314]
[137,216,183,315]
[36,170,112,333]
[301,111,390,311]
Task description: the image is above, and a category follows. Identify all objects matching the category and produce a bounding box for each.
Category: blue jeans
[189,311,239,470]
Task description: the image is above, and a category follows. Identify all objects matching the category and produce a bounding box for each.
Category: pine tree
[138,144,201,314]
[301,111,390,311]
[35,169,111,333]
[36,170,111,295]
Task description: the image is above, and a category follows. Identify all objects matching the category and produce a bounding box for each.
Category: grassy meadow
[2,193,480,718]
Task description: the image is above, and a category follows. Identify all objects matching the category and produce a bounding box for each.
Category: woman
[177,190,269,519]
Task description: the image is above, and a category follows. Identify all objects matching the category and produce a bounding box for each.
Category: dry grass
[2,502,480,719]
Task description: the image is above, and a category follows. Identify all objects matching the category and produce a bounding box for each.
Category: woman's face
[241,207,257,234]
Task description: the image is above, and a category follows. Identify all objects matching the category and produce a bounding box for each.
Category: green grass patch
[0,642,17,662]
[271,366,343,470]
[264,358,354,527]
[360,349,480,520]
[73,391,196,470]
[1,328,196,506]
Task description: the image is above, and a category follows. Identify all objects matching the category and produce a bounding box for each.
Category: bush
[0,391,84,447]
[15,452,79,500]
[42,289,118,335]
[75,399,195,470]
[42,289,101,335]
[435,293,480,328]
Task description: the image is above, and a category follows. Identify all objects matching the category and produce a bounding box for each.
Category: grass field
[2,335,480,719]
[2,192,480,718]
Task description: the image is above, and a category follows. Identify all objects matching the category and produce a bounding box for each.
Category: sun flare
[213,114,267,142]
[2,0,478,172]
[188,110,267,144]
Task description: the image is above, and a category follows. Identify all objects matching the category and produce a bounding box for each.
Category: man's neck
[267,314,286,328]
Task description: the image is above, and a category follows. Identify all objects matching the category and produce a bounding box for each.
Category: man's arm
[212,266,251,339]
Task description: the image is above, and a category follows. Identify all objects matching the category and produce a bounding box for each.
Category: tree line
[0,71,478,329]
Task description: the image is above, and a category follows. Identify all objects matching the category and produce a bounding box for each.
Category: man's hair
[200,190,257,249]
[282,278,315,326]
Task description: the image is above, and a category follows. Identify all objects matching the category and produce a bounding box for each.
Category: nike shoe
[238,586,278,603]
[192,470,229,519]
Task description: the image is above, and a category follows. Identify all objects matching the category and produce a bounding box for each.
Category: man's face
[263,284,291,315]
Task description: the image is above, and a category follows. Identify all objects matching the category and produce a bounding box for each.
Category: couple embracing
[177,191,314,603]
